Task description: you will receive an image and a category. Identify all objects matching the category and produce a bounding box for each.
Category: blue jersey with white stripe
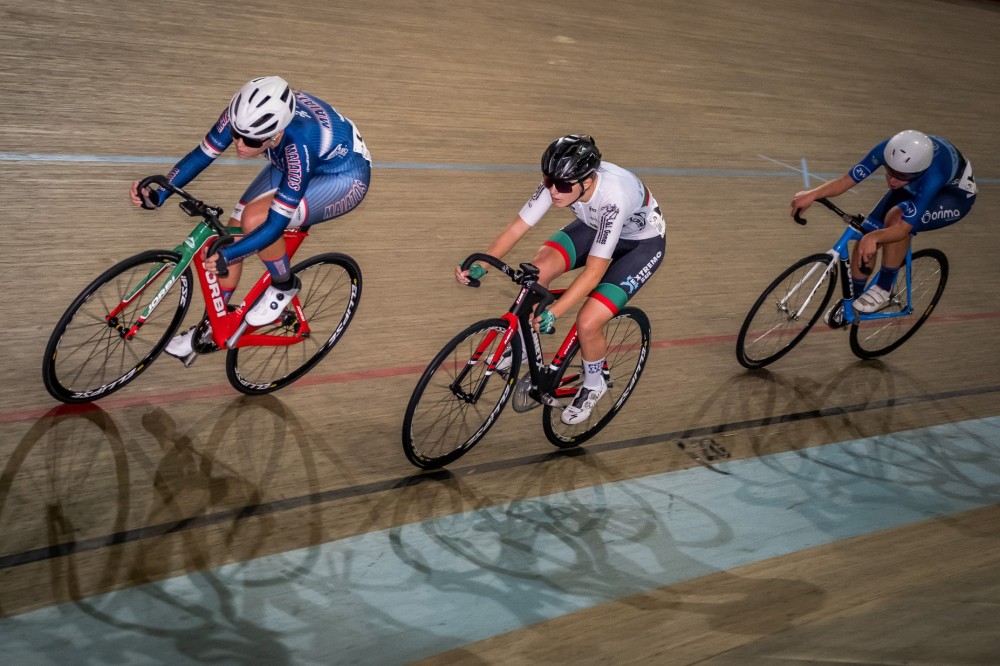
[162,90,371,261]
[848,135,966,227]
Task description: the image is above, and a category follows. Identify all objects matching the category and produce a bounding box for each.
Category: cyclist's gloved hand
[135,179,166,210]
[468,264,487,280]
[537,309,557,335]
[209,250,230,278]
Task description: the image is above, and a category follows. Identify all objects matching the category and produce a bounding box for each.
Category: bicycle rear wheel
[543,307,651,448]
[849,249,948,359]
[226,253,362,394]
[42,250,192,403]
[402,318,522,469]
[736,253,836,369]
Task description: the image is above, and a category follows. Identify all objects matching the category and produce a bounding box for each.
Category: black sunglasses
[231,126,267,149]
[542,176,580,193]
[885,165,922,182]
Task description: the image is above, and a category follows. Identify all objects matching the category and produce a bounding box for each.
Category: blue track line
[8,151,996,183]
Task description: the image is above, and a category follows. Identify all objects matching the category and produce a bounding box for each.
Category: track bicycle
[401,253,651,469]
[736,197,948,369]
[43,175,362,403]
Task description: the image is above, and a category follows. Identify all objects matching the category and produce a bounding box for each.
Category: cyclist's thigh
[544,219,597,272]
[589,235,666,315]
[863,188,911,231]
[231,165,282,227]
[298,161,372,228]
[914,185,976,233]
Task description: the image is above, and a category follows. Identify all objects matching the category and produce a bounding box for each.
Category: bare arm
[455,217,532,284]
[790,174,856,217]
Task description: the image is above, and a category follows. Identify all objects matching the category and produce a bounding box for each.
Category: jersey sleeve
[587,198,625,260]
[159,108,233,204]
[220,140,313,264]
[848,139,889,184]
[518,183,553,226]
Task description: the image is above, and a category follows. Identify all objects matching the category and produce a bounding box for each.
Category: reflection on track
[3,374,997,573]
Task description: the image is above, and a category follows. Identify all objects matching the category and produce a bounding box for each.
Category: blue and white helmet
[229,76,296,139]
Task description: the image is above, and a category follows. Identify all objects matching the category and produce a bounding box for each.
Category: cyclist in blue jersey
[130,76,372,361]
[791,130,977,327]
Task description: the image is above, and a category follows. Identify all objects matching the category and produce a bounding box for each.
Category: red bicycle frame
[197,229,312,349]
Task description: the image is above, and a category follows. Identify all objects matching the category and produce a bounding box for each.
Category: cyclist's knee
[576,300,613,336]
[532,246,567,282]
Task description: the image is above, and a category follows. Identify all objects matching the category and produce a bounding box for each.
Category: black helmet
[541,134,602,182]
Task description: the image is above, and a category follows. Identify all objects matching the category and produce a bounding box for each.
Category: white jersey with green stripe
[518,161,665,260]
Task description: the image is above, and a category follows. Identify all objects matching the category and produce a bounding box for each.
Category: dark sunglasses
[885,165,922,182]
[542,176,579,193]
[230,126,267,149]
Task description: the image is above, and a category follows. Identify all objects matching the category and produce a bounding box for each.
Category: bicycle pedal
[181,351,199,368]
[511,374,542,413]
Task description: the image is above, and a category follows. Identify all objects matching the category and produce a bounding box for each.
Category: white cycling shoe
[246,276,301,327]
[561,380,608,425]
[853,285,891,314]
[164,323,213,361]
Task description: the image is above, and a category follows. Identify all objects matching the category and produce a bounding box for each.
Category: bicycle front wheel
[402,318,522,469]
[543,307,651,448]
[42,250,192,403]
[226,253,362,395]
[736,253,836,369]
[849,249,948,359]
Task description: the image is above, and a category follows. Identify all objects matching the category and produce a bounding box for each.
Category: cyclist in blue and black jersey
[130,76,372,361]
[791,129,977,328]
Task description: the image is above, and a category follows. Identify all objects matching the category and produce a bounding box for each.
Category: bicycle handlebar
[794,197,865,228]
[794,198,873,275]
[459,253,556,317]
[137,175,227,232]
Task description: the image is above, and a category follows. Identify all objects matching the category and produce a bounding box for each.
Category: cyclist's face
[544,176,591,206]
[884,166,922,190]
[231,129,278,158]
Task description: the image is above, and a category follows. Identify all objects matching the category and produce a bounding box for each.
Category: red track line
[7,311,998,426]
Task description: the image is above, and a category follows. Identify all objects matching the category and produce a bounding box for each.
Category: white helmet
[229,76,296,139]
[883,130,933,175]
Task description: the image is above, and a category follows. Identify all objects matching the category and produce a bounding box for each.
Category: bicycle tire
[226,252,362,395]
[402,318,522,469]
[849,248,948,359]
[42,250,192,403]
[543,307,651,448]
[736,253,836,369]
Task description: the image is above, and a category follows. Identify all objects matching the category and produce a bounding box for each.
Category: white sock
[582,357,605,390]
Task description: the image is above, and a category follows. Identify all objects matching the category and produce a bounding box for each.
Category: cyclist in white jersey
[456,134,666,424]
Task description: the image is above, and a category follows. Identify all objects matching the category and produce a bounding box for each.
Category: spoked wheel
[226,253,362,395]
[850,249,948,359]
[42,250,192,403]
[402,318,522,469]
[736,253,836,369]
[543,307,651,448]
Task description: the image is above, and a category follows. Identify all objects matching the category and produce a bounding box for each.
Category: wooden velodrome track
[2,0,999,662]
